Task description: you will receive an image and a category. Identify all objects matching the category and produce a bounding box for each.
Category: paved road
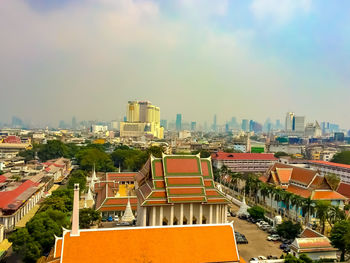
[229,205,284,261]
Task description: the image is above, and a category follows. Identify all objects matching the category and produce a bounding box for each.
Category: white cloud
[250,0,311,24]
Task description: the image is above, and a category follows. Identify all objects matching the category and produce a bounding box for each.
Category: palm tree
[327,205,346,229]
[260,183,270,206]
[274,188,284,215]
[301,197,314,226]
[290,195,303,222]
[283,192,293,218]
[315,200,331,234]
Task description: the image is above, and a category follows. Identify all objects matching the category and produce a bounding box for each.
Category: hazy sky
[1,0,350,128]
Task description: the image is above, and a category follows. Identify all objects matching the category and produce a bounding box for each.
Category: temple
[135,154,229,226]
[46,183,244,263]
[94,172,138,218]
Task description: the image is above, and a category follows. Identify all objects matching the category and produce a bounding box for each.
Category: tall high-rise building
[160,119,168,130]
[72,117,77,130]
[241,119,249,132]
[176,114,182,131]
[191,121,197,131]
[293,116,305,133]
[120,101,163,139]
[212,114,217,132]
[285,112,295,131]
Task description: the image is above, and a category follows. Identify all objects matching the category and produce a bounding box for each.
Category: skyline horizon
[1,1,350,129]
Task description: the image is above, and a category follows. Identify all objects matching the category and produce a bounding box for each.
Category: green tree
[301,197,314,226]
[247,206,265,220]
[332,151,350,165]
[298,254,313,263]
[147,146,164,158]
[330,220,350,261]
[274,152,289,158]
[111,148,148,171]
[277,220,302,239]
[325,173,341,191]
[9,228,42,263]
[315,200,331,234]
[79,208,101,228]
[38,140,68,161]
[76,148,115,172]
[327,205,345,228]
[67,170,87,192]
[284,254,300,263]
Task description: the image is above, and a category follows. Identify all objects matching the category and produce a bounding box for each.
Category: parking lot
[229,205,284,261]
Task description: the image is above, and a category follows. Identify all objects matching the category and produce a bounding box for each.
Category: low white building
[290,228,337,261]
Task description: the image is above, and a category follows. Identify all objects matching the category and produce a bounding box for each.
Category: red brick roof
[0,180,38,210]
[212,152,277,160]
[309,160,350,170]
[286,185,312,198]
[106,172,137,182]
[337,182,350,199]
[3,136,21,144]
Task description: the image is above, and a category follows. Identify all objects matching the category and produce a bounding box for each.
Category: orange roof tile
[275,168,292,184]
[301,228,323,238]
[54,239,62,258]
[286,185,311,198]
[337,182,350,199]
[164,156,200,174]
[59,224,240,263]
[311,190,347,200]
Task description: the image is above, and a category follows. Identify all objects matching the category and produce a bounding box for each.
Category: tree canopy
[274,152,289,158]
[67,170,87,192]
[76,147,115,172]
[79,208,101,228]
[247,206,265,220]
[330,220,350,262]
[277,220,302,240]
[325,173,341,190]
[332,151,350,165]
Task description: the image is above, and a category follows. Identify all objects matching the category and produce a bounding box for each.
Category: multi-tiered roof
[135,154,229,206]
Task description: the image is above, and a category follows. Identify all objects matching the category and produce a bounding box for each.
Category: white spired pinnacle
[237,195,250,217]
[121,198,135,222]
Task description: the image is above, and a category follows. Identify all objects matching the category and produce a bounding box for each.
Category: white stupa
[121,198,135,222]
[237,196,250,217]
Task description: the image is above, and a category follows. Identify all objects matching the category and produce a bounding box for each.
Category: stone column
[215,205,219,223]
[180,203,184,225]
[189,203,193,225]
[199,205,203,224]
[143,207,147,226]
[209,205,213,224]
[159,206,163,225]
[170,205,174,225]
[151,206,156,226]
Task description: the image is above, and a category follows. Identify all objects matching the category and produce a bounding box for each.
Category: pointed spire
[121,198,135,222]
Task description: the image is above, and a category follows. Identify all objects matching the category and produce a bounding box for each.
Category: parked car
[249,257,259,263]
[101,217,107,222]
[267,234,280,241]
[283,247,291,253]
[280,243,288,249]
[107,216,113,222]
[267,255,278,259]
[258,256,267,260]
[230,211,236,217]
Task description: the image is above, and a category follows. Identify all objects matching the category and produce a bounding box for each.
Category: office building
[160,119,168,130]
[176,114,182,131]
[212,114,217,132]
[120,101,163,139]
[285,112,295,132]
[190,121,196,131]
[334,132,345,142]
[304,121,322,138]
[293,116,305,133]
[241,119,249,132]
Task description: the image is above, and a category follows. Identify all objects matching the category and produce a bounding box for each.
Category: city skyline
[1,1,350,128]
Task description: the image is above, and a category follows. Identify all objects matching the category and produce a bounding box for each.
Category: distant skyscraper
[191,121,196,131]
[176,114,182,131]
[72,117,77,130]
[12,116,23,128]
[212,114,217,132]
[241,119,249,132]
[293,116,305,133]
[334,132,345,142]
[285,112,295,131]
[160,119,168,129]
[120,101,163,138]
[225,123,229,133]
